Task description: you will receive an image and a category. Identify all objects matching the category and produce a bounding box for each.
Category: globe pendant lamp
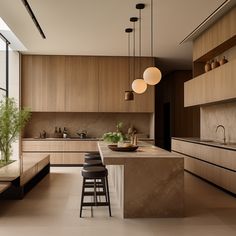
[143,0,162,85]
[132,3,147,94]
[124,28,134,101]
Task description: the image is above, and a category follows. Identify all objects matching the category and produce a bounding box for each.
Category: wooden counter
[98,142,184,218]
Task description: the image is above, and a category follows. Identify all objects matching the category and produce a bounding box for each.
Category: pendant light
[143,0,162,85]
[125,28,134,101]
[132,3,147,94]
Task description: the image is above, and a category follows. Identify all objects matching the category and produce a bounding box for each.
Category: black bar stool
[83,159,103,168]
[80,166,111,217]
[85,152,101,161]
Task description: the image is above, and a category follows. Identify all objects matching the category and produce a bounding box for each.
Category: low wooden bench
[0,182,11,194]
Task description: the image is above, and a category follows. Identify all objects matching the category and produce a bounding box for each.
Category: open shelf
[184,59,236,107]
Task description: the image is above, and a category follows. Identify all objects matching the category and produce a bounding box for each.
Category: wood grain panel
[65,56,99,111]
[193,7,236,61]
[98,57,130,112]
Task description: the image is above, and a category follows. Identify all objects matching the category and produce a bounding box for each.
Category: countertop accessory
[108,144,138,152]
[143,0,162,85]
[77,130,87,139]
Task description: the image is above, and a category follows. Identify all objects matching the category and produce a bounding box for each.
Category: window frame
[0,33,10,98]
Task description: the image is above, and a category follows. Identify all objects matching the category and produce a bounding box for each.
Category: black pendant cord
[151,0,153,58]
[133,21,136,81]
[139,8,141,78]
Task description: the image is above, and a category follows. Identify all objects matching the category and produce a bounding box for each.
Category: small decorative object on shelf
[219,56,228,66]
[211,59,220,69]
[204,61,212,72]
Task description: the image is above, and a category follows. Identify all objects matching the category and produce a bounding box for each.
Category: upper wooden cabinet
[193,7,236,62]
[21,55,154,112]
[65,56,99,112]
[185,7,236,107]
[98,57,130,112]
[22,55,66,111]
[98,57,154,112]
[185,59,236,107]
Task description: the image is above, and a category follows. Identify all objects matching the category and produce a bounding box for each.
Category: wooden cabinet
[22,140,98,165]
[193,7,236,62]
[21,55,66,111]
[65,56,99,112]
[171,138,236,194]
[98,57,130,112]
[184,7,236,107]
[184,60,236,107]
[21,55,154,113]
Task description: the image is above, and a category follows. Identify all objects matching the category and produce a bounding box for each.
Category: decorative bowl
[108,145,138,152]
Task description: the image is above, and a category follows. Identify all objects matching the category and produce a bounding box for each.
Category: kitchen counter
[22,137,154,142]
[172,137,236,151]
[98,141,184,218]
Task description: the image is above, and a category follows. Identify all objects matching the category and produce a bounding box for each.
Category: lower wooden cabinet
[22,140,98,165]
[171,138,236,194]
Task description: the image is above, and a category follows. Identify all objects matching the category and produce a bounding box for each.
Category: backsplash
[201,101,236,143]
[23,112,153,138]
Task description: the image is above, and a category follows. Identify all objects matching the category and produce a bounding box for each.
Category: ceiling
[0,0,233,72]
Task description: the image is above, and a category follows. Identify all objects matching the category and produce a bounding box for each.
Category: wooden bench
[0,182,11,194]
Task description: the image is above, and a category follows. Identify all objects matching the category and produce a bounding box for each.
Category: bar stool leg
[105,176,112,217]
[80,178,85,218]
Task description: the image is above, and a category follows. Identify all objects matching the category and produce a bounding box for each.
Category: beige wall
[201,101,236,143]
[23,112,153,139]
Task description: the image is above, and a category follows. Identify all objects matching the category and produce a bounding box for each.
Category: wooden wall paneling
[45,56,66,111]
[65,56,99,112]
[193,7,236,61]
[130,57,155,113]
[98,57,130,112]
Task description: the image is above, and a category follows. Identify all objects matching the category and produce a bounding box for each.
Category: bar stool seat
[83,159,103,167]
[85,155,101,161]
[80,166,111,217]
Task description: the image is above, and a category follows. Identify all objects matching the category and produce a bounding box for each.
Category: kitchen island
[98,142,184,218]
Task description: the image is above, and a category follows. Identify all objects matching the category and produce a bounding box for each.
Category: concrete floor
[0,167,236,236]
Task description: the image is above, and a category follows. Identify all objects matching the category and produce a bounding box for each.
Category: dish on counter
[108,145,138,152]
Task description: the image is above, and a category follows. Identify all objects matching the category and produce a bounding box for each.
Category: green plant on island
[0,97,31,166]
[102,122,127,143]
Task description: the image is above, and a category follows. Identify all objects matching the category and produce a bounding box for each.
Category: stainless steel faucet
[216,125,226,145]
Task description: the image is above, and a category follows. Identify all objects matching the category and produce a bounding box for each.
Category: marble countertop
[98,141,183,165]
[172,137,236,151]
[22,137,154,142]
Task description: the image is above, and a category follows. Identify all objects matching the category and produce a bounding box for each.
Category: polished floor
[0,167,236,236]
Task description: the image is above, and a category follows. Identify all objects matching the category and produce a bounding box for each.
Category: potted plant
[0,97,31,167]
[102,122,126,145]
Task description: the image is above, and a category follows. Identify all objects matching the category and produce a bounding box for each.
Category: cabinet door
[65,56,99,111]
[98,57,130,112]
[21,55,66,111]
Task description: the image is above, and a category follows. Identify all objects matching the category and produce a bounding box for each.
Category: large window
[0,34,9,100]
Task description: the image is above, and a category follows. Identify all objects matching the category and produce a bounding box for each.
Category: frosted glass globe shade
[143,67,162,85]
[132,79,147,94]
